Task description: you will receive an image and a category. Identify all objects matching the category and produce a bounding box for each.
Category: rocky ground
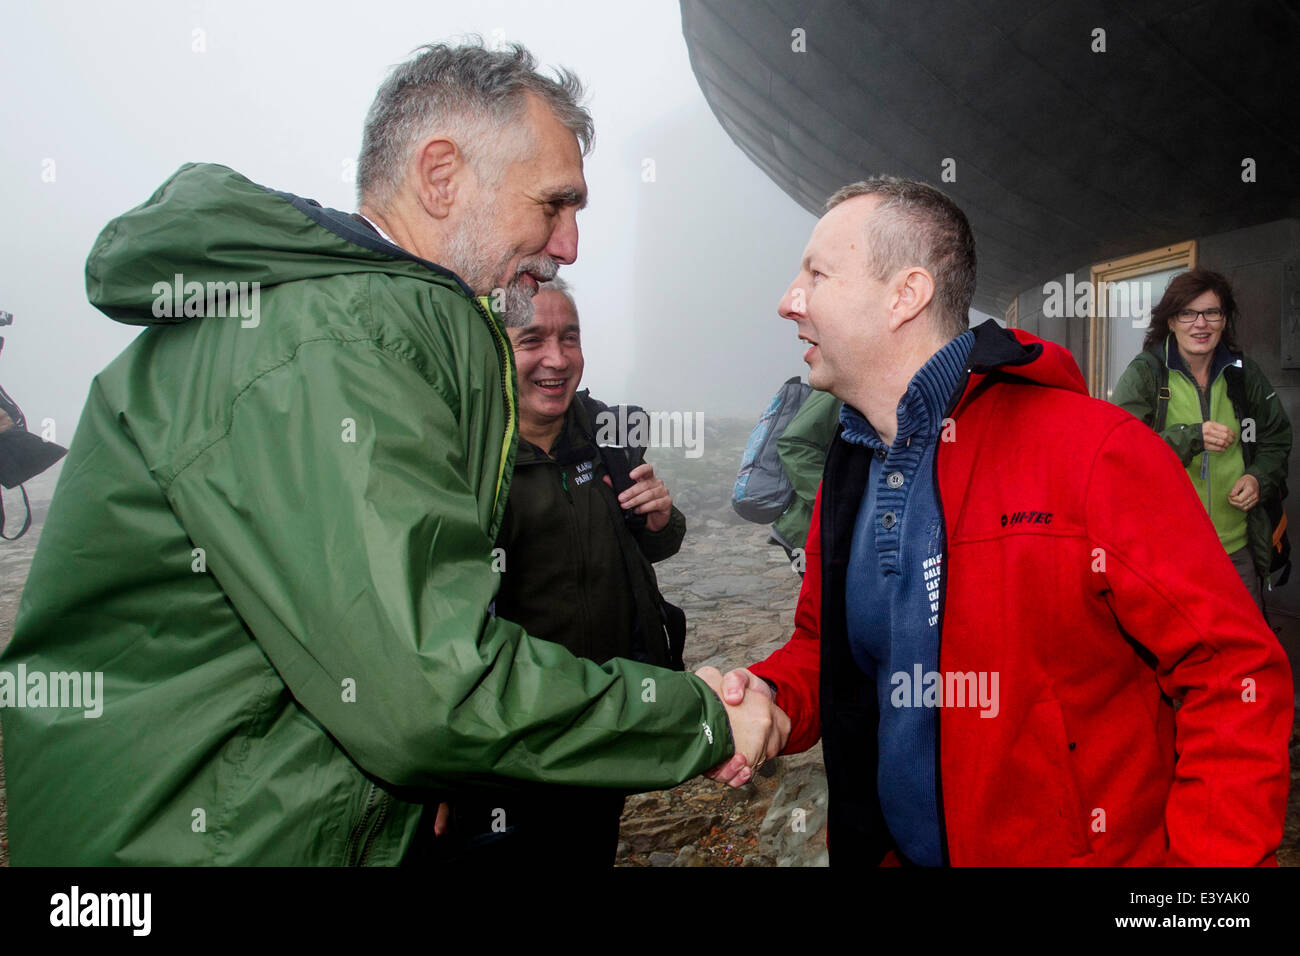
[1,415,1298,867]
[613,514,829,868]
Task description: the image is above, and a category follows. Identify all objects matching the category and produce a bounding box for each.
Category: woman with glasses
[1113,268,1291,608]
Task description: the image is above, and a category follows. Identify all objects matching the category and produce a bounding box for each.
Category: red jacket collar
[952,320,1088,416]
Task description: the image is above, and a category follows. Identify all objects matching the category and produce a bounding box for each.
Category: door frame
[1088,241,1197,398]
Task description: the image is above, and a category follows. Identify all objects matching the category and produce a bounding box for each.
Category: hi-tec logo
[1001,511,1053,527]
[890,665,999,718]
[595,407,704,459]
[0,666,104,718]
[50,886,151,936]
[151,273,260,328]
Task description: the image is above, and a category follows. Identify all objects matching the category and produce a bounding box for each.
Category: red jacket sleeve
[749,484,825,754]
[1086,418,1293,865]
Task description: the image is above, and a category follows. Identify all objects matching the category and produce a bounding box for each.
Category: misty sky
[1,0,853,448]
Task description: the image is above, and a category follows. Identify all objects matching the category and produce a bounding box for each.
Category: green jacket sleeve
[161,340,733,792]
[1241,358,1292,502]
[1111,355,1204,466]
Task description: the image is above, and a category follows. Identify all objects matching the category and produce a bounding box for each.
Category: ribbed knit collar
[840,331,974,450]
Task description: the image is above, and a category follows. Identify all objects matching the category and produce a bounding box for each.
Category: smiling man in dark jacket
[433,278,689,865]
[495,279,686,669]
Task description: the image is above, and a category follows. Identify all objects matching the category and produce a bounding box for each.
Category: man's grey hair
[825,177,976,340]
[513,276,579,329]
[357,38,594,207]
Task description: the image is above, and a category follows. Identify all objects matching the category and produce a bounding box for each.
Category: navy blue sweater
[842,331,973,866]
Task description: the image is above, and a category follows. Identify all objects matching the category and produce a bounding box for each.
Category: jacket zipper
[1180,365,1225,516]
[558,466,598,658]
[345,781,392,866]
[1193,364,1265,587]
[931,368,970,867]
[474,295,516,523]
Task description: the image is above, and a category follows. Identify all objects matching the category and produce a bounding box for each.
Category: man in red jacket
[703,176,1292,865]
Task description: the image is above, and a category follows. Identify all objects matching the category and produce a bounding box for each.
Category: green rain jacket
[0,164,733,865]
[1111,336,1291,582]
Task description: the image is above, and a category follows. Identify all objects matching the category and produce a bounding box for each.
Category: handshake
[695,666,792,787]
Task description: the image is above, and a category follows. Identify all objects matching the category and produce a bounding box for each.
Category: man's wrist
[752,674,778,701]
[644,511,671,533]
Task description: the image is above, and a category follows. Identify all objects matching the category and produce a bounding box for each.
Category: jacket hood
[956,319,1088,409]
[86,163,474,326]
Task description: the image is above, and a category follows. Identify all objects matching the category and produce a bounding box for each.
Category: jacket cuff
[636,506,686,562]
[687,672,736,769]
[748,660,820,755]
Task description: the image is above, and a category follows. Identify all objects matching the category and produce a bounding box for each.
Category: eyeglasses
[1174,308,1225,325]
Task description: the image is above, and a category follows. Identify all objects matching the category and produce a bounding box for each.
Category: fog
[0,0,852,449]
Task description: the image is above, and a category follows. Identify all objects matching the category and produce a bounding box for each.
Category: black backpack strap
[1222,362,1255,469]
[575,392,683,668]
[0,483,32,541]
[578,392,647,531]
[1137,350,1171,432]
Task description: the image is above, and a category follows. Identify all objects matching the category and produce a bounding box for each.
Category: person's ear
[411,137,469,220]
[887,267,936,332]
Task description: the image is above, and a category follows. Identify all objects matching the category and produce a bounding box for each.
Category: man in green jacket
[0,40,772,865]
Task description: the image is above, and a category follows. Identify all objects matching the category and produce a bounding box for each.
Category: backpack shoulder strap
[578,392,636,485]
[578,392,646,533]
[575,394,680,665]
[0,484,33,541]
[1223,359,1254,467]
[1137,350,1171,432]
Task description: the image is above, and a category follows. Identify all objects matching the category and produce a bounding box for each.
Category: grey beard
[443,215,500,298]
[443,216,550,327]
[501,281,536,327]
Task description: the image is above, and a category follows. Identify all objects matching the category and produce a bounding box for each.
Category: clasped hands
[695,665,791,787]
